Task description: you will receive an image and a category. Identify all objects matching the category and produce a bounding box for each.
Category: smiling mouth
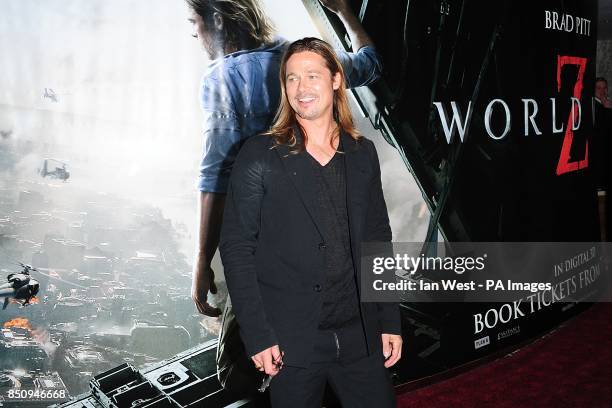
[297,97,316,103]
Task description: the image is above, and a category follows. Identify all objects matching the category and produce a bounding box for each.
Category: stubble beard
[295,107,320,120]
[291,98,320,121]
[202,32,225,60]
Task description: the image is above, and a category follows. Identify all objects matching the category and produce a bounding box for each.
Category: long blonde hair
[265,37,360,152]
[186,0,275,49]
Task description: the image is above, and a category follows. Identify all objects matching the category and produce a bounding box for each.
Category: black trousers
[269,319,396,408]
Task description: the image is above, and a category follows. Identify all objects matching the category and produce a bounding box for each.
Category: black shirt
[308,150,361,329]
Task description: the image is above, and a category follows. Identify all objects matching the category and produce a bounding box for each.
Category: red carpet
[397,303,612,408]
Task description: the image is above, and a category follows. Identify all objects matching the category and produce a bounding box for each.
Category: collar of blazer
[272,125,369,244]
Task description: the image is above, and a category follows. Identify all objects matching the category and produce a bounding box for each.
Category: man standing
[595,77,612,109]
[186,0,384,317]
[220,38,401,407]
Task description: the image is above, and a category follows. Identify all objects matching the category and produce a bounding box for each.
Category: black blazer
[219,129,401,368]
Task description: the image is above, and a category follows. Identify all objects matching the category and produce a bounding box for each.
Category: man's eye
[308,75,318,79]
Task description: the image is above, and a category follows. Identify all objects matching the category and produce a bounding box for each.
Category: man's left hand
[381,333,402,368]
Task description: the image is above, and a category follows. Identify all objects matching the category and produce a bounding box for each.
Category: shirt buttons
[318,242,327,250]
[313,284,322,292]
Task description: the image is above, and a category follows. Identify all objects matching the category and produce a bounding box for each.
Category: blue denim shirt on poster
[197,37,382,193]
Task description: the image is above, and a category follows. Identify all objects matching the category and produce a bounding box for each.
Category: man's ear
[213,11,223,31]
[332,72,341,90]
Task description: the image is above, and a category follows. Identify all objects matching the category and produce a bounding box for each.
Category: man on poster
[220,37,401,407]
[186,0,384,317]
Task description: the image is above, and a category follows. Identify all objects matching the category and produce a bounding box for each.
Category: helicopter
[39,158,70,181]
[43,88,59,103]
[0,260,87,310]
[0,263,40,310]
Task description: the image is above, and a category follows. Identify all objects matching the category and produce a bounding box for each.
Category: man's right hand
[191,262,222,317]
[251,345,284,376]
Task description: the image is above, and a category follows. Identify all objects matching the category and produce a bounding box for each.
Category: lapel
[341,131,369,277]
[274,126,368,244]
[340,130,366,240]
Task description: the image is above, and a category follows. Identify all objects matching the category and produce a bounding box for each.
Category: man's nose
[297,78,307,92]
